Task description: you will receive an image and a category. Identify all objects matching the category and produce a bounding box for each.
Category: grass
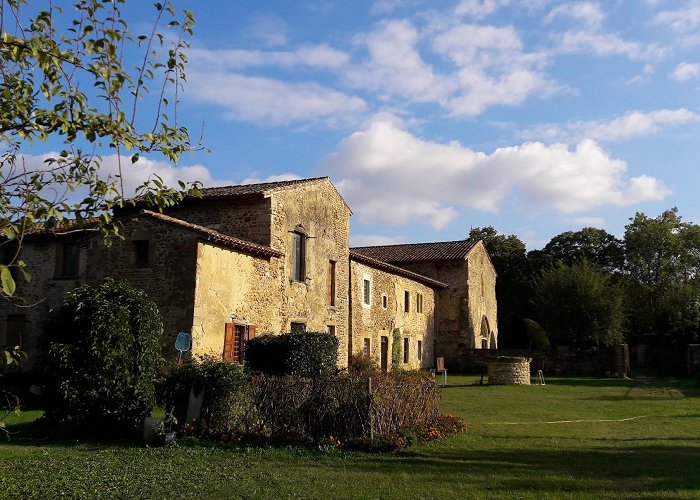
[1,375,699,499]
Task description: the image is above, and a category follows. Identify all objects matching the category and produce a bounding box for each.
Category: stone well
[487,356,532,385]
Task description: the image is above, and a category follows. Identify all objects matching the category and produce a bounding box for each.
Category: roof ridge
[349,250,448,289]
[351,238,475,250]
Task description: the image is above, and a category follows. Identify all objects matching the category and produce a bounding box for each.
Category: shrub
[391,328,402,369]
[163,357,254,436]
[41,278,162,435]
[246,332,339,377]
[250,370,439,444]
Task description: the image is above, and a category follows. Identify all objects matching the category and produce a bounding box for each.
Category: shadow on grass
[351,444,700,495]
[542,377,637,388]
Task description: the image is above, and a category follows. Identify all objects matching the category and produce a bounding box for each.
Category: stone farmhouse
[1,177,497,371]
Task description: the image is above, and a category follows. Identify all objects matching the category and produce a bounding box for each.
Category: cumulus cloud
[670,62,700,81]
[520,108,699,143]
[186,71,367,126]
[454,0,511,19]
[321,121,670,229]
[554,30,668,61]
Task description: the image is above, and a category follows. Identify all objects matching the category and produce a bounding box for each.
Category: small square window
[327,325,336,336]
[291,322,306,334]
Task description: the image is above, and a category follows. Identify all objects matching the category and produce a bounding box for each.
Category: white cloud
[520,108,699,143]
[454,0,510,19]
[240,173,302,184]
[321,121,670,229]
[188,45,349,70]
[186,72,367,126]
[347,19,452,104]
[555,30,668,61]
[20,152,229,202]
[655,2,700,33]
[245,14,289,47]
[545,2,605,28]
[351,234,408,246]
[670,62,700,81]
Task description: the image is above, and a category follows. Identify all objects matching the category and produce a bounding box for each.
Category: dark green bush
[391,328,402,369]
[41,278,162,435]
[163,357,254,435]
[246,332,339,377]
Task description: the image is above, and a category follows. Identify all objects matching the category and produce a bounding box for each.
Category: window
[363,279,371,305]
[292,232,306,282]
[404,290,410,313]
[328,261,336,306]
[223,323,256,364]
[417,340,422,362]
[403,337,409,364]
[56,242,80,278]
[382,294,388,309]
[133,240,150,268]
[416,293,423,313]
[4,314,26,349]
[363,338,371,357]
[291,322,306,334]
[327,325,336,336]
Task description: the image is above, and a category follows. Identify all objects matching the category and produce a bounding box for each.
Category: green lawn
[1,376,699,499]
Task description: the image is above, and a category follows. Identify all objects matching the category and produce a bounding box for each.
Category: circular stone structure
[487,356,532,385]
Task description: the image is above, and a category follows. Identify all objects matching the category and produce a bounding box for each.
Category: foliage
[391,328,402,369]
[469,226,533,348]
[522,318,550,350]
[623,208,700,344]
[41,278,162,435]
[162,357,253,436]
[534,261,624,347]
[0,0,202,300]
[246,332,339,377]
[540,227,625,273]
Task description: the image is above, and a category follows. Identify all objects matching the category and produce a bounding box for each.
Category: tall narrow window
[416,293,423,313]
[363,279,371,305]
[56,242,80,278]
[292,232,306,282]
[382,294,388,309]
[404,290,410,313]
[328,261,336,306]
[4,314,26,349]
[417,340,423,362]
[363,338,371,357]
[403,337,409,364]
[134,240,150,268]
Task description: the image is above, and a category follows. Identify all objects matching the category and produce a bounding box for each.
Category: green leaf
[0,265,16,296]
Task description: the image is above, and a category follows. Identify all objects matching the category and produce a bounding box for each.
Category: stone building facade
[1,177,496,372]
[350,240,498,370]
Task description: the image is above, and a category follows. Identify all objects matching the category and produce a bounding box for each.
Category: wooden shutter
[223,323,235,362]
[248,325,256,340]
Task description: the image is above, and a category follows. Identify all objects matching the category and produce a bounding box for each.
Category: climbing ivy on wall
[391,328,402,369]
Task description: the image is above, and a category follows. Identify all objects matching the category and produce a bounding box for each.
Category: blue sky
[27,1,700,248]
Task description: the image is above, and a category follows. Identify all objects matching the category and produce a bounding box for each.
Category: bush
[250,370,440,444]
[391,328,402,369]
[163,357,254,436]
[41,278,162,435]
[246,332,339,377]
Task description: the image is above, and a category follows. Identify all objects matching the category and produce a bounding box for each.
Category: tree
[469,226,532,348]
[533,260,624,348]
[42,278,163,435]
[0,0,202,300]
[539,227,624,273]
[623,208,700,344]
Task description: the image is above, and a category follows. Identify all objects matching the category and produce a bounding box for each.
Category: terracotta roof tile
[349,250,448,289]
[351,239,479,263]
[141,210,283,258]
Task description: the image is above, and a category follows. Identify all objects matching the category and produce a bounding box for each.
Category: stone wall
[190,241,278,359]
[269,179,351,367]
[349,260,436,370]
[487,357,531,385]
[466,242,498,350]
